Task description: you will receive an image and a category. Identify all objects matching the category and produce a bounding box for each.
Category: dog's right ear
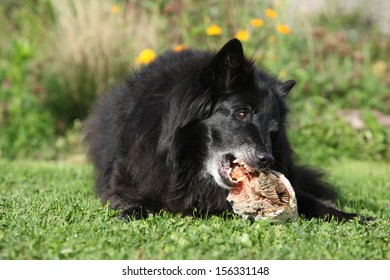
[279,79,296,98]
[210,38,246,93]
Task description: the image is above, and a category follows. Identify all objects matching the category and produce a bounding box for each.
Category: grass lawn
[0,159,389,260]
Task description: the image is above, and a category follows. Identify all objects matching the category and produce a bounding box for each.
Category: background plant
[41,0,166,130]
[0,2,56,159]
[0,0,389,162]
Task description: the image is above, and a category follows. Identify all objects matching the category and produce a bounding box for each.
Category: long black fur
[85,39,362,221]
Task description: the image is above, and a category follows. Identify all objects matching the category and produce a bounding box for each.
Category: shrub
[40,0,164,128]
[0,38,55,159]
[1,0,389,161]
[290,101,390,164]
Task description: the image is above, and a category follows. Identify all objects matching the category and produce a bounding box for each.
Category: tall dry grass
[43,0,163,127]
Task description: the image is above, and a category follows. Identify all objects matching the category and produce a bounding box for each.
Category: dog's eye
[234,110,250,121]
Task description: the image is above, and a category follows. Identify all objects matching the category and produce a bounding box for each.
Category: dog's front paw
[329,212,375,224]
[357,215,376,224]
[119,206,150,221]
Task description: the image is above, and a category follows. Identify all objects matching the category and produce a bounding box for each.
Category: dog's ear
[279,79,296,97]
[211,38,246,92]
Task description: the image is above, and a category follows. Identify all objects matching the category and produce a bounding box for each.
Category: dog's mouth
[219,154,260,188]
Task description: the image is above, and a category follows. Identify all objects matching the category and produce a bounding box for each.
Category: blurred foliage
[290,100,390,164]
[0,1,57,158]
[0,0,389,162]
[0,37,55,158]
[41,0,166,127]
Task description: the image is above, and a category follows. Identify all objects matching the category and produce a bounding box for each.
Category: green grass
[0,159,389,260]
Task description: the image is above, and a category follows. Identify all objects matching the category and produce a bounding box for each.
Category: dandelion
[206,24,222,36]
[235,29,249,41]
[265,8,277,19]
[136,49,156,65]
[250,18,264,28]
[276,24,291,35]
[372,60,387,78]
[111,4,120,14]
[174,44,187,52]
[268,35,276,43]
[279,70,287,79]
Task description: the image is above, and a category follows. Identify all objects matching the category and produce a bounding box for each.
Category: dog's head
[202,39,296,189]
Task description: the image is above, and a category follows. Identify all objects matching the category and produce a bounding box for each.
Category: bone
[226,169,298,222]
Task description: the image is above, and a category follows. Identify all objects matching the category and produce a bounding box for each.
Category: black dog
[85,39,362,221]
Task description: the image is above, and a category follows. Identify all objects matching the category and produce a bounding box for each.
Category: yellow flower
[136,49,156,65]
[250,18,264,27]
[372,60,387,78]
[174,44,187,52]
[235,29,249,41]
[206,24,222,36]
[279,70,287,79]
[276,24,292,35]
[111,4,120,14]
[265,8,277,19]
[267,35,277,43]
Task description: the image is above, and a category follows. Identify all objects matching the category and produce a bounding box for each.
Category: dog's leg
[295,190,358,221]
[119,206,151,220]
[100,188,155,220]
[289,165,373,222]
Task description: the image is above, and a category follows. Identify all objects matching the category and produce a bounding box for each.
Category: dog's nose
[257,152,274,169]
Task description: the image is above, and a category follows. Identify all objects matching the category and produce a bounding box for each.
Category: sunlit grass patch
[0,159,388,260]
